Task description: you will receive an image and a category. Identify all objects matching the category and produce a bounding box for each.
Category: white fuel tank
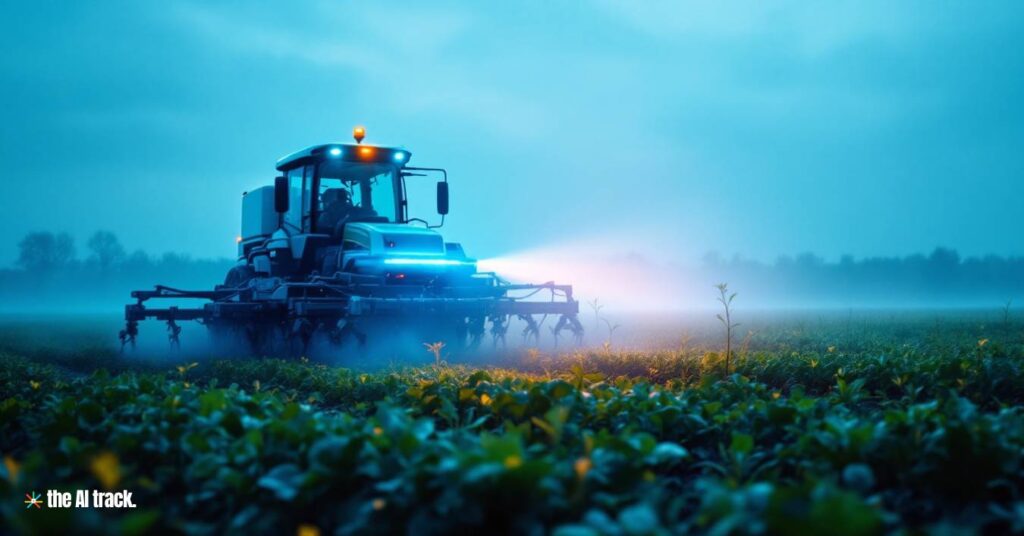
[241,186,278,240]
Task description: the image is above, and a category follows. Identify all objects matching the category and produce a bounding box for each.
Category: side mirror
[274,176,289,213]
[436,182,449,215]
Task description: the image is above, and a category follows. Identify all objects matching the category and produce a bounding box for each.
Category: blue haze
[1,1,1022,268]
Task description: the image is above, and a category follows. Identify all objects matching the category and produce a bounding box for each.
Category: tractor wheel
[224,265,255,288]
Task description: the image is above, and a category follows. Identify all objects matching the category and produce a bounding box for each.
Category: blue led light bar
[382,258,472,266]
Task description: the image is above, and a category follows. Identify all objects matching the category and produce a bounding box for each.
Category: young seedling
[601,317,621,349]
[423,341,446,367]
[715,283,740,376]
[586,298,604,345]
[678,330,693,354]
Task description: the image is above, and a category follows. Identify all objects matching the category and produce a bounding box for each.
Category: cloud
[170,2,551,139]
[593,1,925,57]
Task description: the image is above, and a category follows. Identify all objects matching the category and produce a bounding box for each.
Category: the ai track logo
[22,489,137,509]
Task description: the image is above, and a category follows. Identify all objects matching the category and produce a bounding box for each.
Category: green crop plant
[586,297,604,345]
[601,317,621,349]
[715,283,740,375]
[424,341,446,366]
[1,313,1023,534]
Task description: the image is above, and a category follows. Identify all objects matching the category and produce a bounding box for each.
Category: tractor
[121,127,582,355]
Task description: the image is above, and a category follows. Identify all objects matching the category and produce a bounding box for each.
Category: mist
[3,230,1021,318]
[481,240,1024,312]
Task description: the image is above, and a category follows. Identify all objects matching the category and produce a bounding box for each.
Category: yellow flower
[978,339,989,347]
[503,455,522,469]
[4,455,20,484]
[373,426,383,436]
[480,393,493,406]
[29,380,40,390]
[372,498,386,511]
[90,451,121,490]
[772,392,781,400]
[574,457,592,479]
[297,524,321,536]
[827,346,836,353]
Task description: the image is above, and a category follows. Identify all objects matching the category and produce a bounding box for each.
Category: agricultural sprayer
[121,127,582,354]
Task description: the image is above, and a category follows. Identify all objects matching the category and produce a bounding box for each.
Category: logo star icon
[24,491,43,509]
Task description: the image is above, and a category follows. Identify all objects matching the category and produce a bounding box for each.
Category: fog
[3,231,1020,316]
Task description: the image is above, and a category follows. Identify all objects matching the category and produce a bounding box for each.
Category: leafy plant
[1,313,1023,534]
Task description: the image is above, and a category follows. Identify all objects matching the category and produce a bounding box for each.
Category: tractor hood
[342,222,476,277]
[345,222,447,256]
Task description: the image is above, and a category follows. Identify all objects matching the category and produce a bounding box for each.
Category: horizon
[5,228,1024,267]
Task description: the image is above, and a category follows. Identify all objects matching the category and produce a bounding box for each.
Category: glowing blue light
[328,147,342,157]
[393,152,405,162]
[383,258,469,266]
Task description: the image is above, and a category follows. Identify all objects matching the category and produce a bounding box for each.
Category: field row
[3,334,1024,534]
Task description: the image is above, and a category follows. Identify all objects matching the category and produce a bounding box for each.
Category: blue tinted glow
[328,147,342,157]
[383,258,470,266]
[393,152,405,162]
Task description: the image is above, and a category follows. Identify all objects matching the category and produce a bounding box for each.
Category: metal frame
[122,275,582,352]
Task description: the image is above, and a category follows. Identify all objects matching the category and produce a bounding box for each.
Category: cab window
[284,166,306,232]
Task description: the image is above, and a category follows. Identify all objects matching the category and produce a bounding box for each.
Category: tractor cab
[238,127,456,280]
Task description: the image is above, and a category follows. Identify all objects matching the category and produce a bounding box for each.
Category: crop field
[2,311,1023,535]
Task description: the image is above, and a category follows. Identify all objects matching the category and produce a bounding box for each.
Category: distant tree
[123,249,152,270]
[924,247,961,291]
[702,251,723,268]
[159,252,191,268]
[87,231,126,270]
[928,247,960,267]
[17,232,75,272]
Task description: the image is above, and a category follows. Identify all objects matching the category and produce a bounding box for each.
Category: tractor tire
[224,265,255,288]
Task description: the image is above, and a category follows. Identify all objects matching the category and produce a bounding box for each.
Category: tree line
[699,248,1024,306]
[1,231,1021,309]
[0,231,232,308]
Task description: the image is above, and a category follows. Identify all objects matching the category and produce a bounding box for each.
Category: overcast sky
[2,1,1022,266]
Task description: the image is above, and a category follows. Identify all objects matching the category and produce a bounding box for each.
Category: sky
[2,0,1023,268]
